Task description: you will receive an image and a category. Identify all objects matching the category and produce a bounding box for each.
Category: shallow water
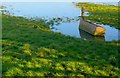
[3,2,120,41]
[3,2,80,18]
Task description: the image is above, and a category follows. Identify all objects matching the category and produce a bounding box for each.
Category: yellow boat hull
[79,18,106,36]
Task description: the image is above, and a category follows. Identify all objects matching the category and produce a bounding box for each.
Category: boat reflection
[79,29,105,41]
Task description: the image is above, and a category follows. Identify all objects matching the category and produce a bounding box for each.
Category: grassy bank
[76,2,119,29]
[2,14,120,77]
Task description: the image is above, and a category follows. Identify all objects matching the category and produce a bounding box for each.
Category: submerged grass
[2,14,120,77]
[76,2,119,29]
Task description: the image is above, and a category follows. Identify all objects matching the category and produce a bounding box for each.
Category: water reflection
[78,16,105,41]
[79,19,119,41]
[79,29,105,41]
[3,2,120,41]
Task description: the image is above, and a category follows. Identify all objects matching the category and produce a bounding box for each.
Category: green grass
[76,2,119,29]
[2,14,120,77]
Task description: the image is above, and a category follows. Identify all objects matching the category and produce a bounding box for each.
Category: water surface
[3,2,120,41]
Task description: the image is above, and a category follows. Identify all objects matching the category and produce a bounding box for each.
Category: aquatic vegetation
[76,2,119,29]
[0,5,6,9]
[2,14,120,77]
[46,16,80,28]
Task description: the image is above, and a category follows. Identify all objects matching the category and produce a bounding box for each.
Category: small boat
[79,7,106,36]
[79,18,106,36]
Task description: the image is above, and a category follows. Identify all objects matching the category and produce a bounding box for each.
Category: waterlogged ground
[3,2,120,41]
